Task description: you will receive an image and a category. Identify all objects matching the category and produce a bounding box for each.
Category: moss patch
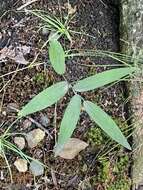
[85,117,131,189]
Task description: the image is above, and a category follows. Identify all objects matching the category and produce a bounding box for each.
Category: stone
[26,129,45,148]
[39,113,49,127]
[14,159,28,172]
[29,160,44,176]
[23,119,32,129]
[14,137,25,150]
[42,27,49,36]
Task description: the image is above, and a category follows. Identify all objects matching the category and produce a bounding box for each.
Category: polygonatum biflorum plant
[18,38,137,155]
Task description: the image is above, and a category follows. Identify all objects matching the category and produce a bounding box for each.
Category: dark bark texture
[121,1,143,190]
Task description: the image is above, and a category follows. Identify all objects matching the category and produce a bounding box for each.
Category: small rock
[2,111,6,116]
[40,113,49,127]
[29,160,44,176]
[42,27,49,36]
[14,137,25,150]
[34,148,43,159]
[26,129,45,148]
[14,159,28,172]
[82,164,88,172]
[23,119,32,129]
[21,45,31,55]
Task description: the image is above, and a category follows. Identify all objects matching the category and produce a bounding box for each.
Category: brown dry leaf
[57,138,88,159]
[0,46,28,64]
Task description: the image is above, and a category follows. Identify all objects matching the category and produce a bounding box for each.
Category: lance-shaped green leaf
[49,40,65,75]
[54,95,81,155]
[73,67,136,92]
[84,101,131,150]
[18,81,68,117]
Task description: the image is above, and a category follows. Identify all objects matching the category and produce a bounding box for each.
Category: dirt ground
[0,1,131,189]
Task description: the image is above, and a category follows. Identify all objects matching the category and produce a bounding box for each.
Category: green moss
[90,155,131,190]
[89,66,97,76]
[33,73,46,84]
[86,127,105,147]
[114,118,130,137]
[107,178,131,190]
[32,71,55,88]
[113,155,129,173]
[96,155,131,189]
[85,117,131,189]
[97,159,111,183]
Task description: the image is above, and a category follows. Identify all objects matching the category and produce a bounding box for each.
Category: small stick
[27,117,53,139]
[99,0,108,8]
[6,105,52,138]
[51,168,58,189]
[17,0,39,11]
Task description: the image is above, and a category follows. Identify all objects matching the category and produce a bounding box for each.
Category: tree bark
[121,1,143,189]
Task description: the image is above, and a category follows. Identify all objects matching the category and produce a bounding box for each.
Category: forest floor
[0,1,132,189]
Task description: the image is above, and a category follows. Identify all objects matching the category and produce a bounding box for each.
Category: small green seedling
[27,10,134,75]
[27,10,72,41]
[18,9,138,156]
[0,131,29,182]
[26,10,71,74]
[0,122,44,182]
[18,66,137,155]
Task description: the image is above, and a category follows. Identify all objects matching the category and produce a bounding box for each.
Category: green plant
[33,73,45,84]
[0,130,28,182]
[107,178,131,190]
[95,155,131,190]
[16,9,139,155]
[27,10,72,41]
[107,155,131,190]
[97,159,111,183]
[26,10,71,73]
[26,10,135,75]
[49,39,65,74]
[18,64,137,155]
[0,122,43,182]
[87,127,105,147]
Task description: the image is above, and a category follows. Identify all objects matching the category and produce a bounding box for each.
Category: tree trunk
[121,1,143,189]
